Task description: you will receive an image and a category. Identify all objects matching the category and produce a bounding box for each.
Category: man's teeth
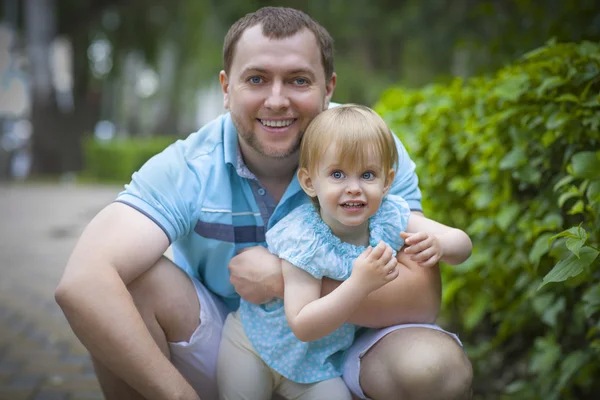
[260,119,294,127]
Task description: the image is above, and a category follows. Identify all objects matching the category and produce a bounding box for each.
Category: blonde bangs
[299,105,398,174]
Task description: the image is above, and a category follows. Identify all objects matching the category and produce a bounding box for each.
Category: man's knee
[127,256,201,344]
[360,328,472,400]
[397,332,472,399]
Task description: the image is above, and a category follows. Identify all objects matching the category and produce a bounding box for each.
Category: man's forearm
[321,257,441,328]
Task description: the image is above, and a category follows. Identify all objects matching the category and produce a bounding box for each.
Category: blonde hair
[299,104,398,177]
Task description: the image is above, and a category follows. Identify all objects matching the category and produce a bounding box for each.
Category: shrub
[376,40,600,399]
[81,136,178,183]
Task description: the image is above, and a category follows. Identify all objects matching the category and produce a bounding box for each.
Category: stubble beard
[237,126,303,159]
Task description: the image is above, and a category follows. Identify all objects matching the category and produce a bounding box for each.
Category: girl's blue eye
[331,171,345,179]
[362,172,375,180]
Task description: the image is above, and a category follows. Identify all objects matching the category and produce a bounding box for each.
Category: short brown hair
[223,7,335,80]
[300,104,398,177]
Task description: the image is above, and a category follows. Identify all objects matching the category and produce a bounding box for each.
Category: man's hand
[400,231,443,268]
[349,241,399,294]
[228,246,284,304]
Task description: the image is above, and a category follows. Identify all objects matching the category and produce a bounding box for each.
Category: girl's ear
[298,168,317,198]
[383,169,396,194]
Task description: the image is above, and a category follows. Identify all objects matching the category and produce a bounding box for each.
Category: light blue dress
[239,194,412,383]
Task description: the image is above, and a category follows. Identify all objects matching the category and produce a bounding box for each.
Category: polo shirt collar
[223,112,239,167]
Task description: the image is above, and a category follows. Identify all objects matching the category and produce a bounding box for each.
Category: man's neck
[240,143,298,202]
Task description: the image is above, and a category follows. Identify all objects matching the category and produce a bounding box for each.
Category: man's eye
[294,77,308,85]
[249,76,262,84]
[331,171,345,179]
[362,172,375,180]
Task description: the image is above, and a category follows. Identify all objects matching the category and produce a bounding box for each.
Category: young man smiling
[56,7,472,400]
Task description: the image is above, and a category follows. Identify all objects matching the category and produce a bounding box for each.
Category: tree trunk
[25,0,62,175]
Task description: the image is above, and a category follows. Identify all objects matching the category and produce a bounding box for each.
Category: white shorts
[170,276,461,400]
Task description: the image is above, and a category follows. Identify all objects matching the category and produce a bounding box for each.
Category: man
[56,7,472,400]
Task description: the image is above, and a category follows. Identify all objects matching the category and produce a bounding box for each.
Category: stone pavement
[0,183,122,400]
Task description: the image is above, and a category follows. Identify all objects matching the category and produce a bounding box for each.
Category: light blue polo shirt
[116,111,421,310]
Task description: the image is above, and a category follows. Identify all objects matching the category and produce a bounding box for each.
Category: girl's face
[298,144,395,240]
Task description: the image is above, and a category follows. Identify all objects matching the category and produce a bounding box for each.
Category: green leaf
[587,180,600,204]
[496,204,520,231]
[555,93,580,103]
[558,191,579,208]
[442,277,465,304]
[463,292,489,331]
[536,76,563,97]
[529,233,554,265]
[566,233,586,258]
[582,284,600,318]
[567,200,585,215]
[542,297,565,327]
[549,226,583,244]
[499,148,526,170]
[557,351,590,390]
[553,175,575,192]
[545,112,568,130]
[571,151,600,180]
[529,335,561,375]
[539,247,599,289]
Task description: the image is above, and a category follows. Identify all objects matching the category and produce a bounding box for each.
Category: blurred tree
[8,0,600,175]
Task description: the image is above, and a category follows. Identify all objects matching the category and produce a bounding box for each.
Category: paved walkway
[0,183,122,400]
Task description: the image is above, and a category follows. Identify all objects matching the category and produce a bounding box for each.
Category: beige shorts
[169,276,461,399]
[217,310,351,400]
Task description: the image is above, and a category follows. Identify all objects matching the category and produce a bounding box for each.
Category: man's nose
[264,81,290,110]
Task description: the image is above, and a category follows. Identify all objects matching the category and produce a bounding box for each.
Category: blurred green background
[1,0,599,398]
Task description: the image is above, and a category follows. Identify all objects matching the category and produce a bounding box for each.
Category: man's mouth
[259,119,295,128]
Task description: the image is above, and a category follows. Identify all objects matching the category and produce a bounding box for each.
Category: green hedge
[81,136,178,183]
[376,40,600,399]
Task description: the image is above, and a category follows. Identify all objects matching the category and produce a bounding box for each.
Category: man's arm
[231,235,441,328]
[320,209,441,328]
[55,203,199,400]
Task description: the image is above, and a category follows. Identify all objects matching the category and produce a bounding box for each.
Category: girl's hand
[351,241,399,293]
[400,232,443,268]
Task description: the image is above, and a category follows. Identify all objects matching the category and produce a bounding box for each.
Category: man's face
[220,25,336,160]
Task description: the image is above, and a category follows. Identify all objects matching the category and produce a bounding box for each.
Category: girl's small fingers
[384,257,397,272]
[368,242,385,259]
[420,254,440,268]
[385,266,399,281]
[406,240,425,254]
[412,248,434,262]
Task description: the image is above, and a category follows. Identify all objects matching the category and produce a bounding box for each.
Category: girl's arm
[283,242,398,342]
[405,213,472,265]
[282,261,367,342]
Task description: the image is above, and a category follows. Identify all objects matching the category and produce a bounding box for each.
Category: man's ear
[298,168,317,198]
[219,70,230,109]
[383,169,395,194]
[324,72,337,108]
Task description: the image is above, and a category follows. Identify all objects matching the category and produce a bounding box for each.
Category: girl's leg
[276,377,352,400]
[217,311,276,400]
